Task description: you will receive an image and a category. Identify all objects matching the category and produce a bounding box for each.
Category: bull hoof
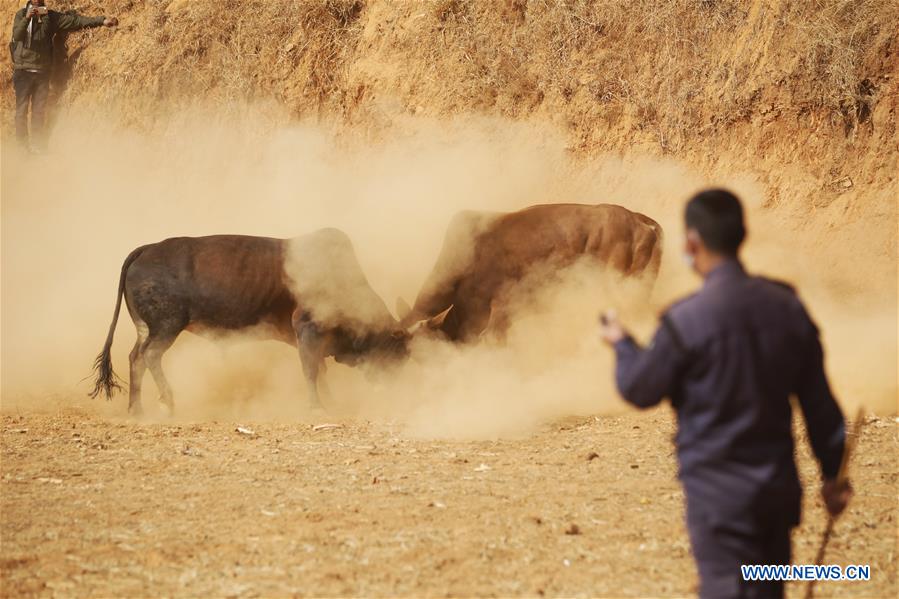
[128,402,143,417]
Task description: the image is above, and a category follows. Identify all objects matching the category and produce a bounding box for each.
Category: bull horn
[427,305,453,329]
[405,305,454,334]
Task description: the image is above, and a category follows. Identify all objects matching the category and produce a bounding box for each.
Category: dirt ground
[1,402,895,598]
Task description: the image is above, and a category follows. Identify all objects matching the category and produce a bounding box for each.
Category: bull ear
[396,297,412,321]
[427,305,453,329]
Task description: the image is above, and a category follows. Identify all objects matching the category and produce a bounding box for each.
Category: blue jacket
[614,260,845,526]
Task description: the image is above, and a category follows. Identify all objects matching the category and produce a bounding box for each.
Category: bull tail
[89,247,143,400]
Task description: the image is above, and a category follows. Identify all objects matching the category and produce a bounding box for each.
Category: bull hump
[282,232,395,331]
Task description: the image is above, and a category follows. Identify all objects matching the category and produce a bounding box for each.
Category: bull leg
[298,343,326,410]
[316,360,333,404]
[144,333,178,415]
[127,322,150,415]
[301,356,324,410]
[294,315,327,410]
[316,381,333,409]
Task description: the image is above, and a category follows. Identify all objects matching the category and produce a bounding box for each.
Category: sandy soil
[2,404,895,598]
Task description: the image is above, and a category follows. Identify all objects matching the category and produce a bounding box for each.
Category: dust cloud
[1,105,895,437]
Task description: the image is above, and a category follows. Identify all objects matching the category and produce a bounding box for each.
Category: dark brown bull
[90,229,407,413]
[399,203,663,341]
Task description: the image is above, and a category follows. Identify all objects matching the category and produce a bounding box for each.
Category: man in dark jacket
[599,189,852,598]
[10,0,117,152]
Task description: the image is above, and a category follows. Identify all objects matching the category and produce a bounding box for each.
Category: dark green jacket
[10,7,105,72]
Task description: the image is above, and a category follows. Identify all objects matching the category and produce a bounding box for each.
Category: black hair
[685,188,746,256]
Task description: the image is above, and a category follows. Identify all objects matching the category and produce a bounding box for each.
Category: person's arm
[794,307,850,515]
[11,9,30,42]
[795,312,846,477]
[54,11,115,32]
[602,313,690,409]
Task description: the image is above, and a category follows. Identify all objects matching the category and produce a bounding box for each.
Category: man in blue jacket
[599,189,852,598]
[10,1,117,152]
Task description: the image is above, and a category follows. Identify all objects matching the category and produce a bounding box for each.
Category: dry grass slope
[3,1,895,144]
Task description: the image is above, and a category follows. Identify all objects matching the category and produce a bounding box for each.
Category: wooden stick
[804,407,864,599]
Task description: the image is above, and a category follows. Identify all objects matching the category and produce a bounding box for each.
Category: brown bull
[90,229,407,414]
[399,203,663,341]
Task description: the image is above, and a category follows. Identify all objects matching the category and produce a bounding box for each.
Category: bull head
[339,327,410,368]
